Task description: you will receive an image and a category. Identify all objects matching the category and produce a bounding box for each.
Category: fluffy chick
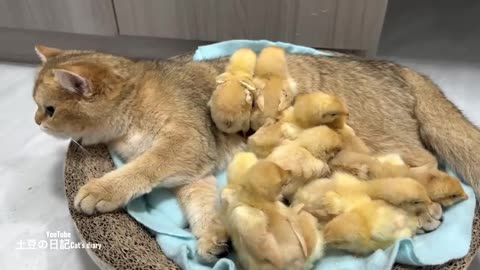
[227,152,258,187]
[330,151,469,206]
[247,108,301,158]
[293,92,349,129]
[292,172,440,232]
[267,143,330,201]
[376,156,468,208]
[251,123,340,166]
[248,92,358,158]
[329,151,410,180]
[294,92,370,154]
[290,125,343,161]
[208,48,257,134]
[264,125,342,199]
[221,161,323,270]
[251,47,297,130]
[336,173,444,233]
[324,200,418,255]
[409,166,469,207]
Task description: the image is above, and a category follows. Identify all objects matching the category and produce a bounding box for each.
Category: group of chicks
[208,47,469,270]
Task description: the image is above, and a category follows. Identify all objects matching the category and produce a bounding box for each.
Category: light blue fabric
[111,40,476,270]
[193,39,333,61]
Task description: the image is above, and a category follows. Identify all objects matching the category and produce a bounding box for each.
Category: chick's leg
[174,176,229,262]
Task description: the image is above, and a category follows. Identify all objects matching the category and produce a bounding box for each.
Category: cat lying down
[33,45,479,264]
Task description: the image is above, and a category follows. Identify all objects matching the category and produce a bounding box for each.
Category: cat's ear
[53,69,92,96]
[35,45,63,63]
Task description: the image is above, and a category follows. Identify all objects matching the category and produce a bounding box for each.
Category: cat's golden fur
[32,45,480,261]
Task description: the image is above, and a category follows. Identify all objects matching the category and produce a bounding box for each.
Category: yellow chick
[267,143,330,201]
[248,92,356,158]
[293,92,370,154]
[324,200,419,255]
[409,166,469,207]
[220,160,324,270]
[263,124,341,200]
[336,124,371,154]
[292,172,439,232]
[375,156,468,209]
[293,92,349,129]
[329,151,410,180]
[247,108,301,158]
[290,125,343,161]
[208,48,257,134]
[329,151,376,180]
[227,152,258,186]
[251,47,298,130]
[348,173,444,233]
[254,124,342,202]
[329,151,469,206]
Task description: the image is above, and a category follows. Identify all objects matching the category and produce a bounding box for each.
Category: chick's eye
[45,106,55,117]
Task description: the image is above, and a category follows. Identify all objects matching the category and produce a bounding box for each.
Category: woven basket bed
[65,142,480,270]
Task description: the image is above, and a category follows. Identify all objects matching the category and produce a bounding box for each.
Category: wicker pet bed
[65,142,480,270]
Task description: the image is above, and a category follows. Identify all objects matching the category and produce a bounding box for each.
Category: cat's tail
[400,67,480,196]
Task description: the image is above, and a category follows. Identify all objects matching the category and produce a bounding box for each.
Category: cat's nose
[34,110,44,125]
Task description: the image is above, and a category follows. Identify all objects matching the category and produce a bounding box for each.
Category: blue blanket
[112,40,476,270]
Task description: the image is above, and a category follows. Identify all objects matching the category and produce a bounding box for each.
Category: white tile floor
[1,1,479,269]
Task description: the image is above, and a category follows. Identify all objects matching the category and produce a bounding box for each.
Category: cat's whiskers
[71,139,90,155]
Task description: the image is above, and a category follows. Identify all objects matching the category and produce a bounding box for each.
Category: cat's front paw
[74,177,129,215]
[197,225,230,263]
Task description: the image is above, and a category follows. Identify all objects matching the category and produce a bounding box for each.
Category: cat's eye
[45,106,55,117]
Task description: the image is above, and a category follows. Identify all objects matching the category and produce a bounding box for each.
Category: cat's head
[32,45,133,145]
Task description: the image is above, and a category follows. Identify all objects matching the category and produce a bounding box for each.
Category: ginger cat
[33,45,480,262]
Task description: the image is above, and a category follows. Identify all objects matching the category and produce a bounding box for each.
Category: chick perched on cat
[250,46,298,130]
[294,92,370,154]
[265,125,343,200]
[266,143,330,201]
[248,92,370,161]
[293,92,349,129]
[292,172,439,232]
[247,107,299,158]
[208,48,257,134]
[248,92,352,158]
[221,157,324,270]
[329,151,469,206]
[324,199,419,255]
